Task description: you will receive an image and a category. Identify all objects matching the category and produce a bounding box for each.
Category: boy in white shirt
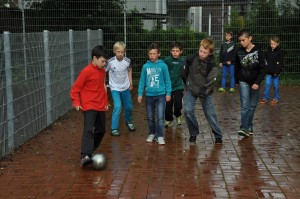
[106,42,136,136]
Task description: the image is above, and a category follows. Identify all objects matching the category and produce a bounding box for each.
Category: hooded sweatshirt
[138,59,172,97]
[234,45,266,85]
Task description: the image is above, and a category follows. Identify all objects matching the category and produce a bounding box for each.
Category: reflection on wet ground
[0,86,299,198]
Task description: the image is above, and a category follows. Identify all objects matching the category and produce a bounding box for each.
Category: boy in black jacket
[235,29,266,137]
[181,38,223,144]
[260,36,283,104]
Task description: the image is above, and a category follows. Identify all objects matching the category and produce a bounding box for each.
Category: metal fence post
[3,31,14,151]
[98,29,103,45]
[43,30,52,126]
[69,29,75,85]
[87,29,91,63]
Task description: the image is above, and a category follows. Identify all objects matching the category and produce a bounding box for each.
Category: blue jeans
[145,95,166,138]
[221,64,235,88]
[111,89,133,130]
[183,90,222,139]
[239,81,260,131]
[263,75,280,101]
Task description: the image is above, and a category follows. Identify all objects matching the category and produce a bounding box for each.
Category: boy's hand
[137,96,142,104]
[74,106,82,111]
[166,96,171,102]
[129,84,133,90]
[252,84,259,90]
[226,61,231,65]
[105,106,109,111]
[219,63,222,67]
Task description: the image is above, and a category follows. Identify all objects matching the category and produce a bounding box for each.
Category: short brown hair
[225,30,233,37]
[270,36,280,44]
[147,42,160,53]
[200,38,215,53]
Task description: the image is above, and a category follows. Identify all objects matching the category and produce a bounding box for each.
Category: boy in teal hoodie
[138,43,172,145]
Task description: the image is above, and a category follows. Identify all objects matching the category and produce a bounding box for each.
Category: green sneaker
[176,116,182,125]
[164,120,173,128]
[218,88,225,92]
[111,129,120,136]
[229,88,235,93]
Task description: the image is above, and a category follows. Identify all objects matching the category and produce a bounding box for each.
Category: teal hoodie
[138,59,172,97]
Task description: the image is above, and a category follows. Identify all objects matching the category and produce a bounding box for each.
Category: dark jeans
[81,110,106,158]
[165,89,184,121]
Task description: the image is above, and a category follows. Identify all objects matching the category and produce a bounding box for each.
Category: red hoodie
[70,63,108,111]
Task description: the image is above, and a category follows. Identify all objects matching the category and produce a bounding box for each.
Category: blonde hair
[113,41,126,51]
[200,38,215,53]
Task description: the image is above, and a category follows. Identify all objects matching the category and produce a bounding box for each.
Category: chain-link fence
[0,29,103,158]
[0,0,299,157]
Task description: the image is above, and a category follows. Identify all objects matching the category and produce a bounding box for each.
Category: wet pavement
[0,86,300,199]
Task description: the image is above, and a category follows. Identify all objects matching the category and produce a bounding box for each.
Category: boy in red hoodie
[70,45,109,168]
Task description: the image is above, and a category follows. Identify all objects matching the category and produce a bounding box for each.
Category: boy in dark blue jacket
[260,36,283,104]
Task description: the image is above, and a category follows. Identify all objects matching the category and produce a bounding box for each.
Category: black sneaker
[238,129,249,137]
[189,135,197,143]
[215,138,223,144]
[80,155,93,168]
[126,122,136,131]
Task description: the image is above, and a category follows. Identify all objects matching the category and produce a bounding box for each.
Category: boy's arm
[70,71,86,108]
[234,50,241,84]
[137,66,146,97]
[219,44,223,65]
[204,64,218,96]
[164,64,172,97]
[128,67,133,90]
[255,50,267,85]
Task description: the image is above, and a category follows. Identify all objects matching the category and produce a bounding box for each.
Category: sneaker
[146,134,155,142]
[229,88,235,93]
[126,122,136,131]
[156,137,165,145]
[238,129,249,137]
[176,116,182,125]
[218,88,225,92]
[164,120,173,128]
[111,129,120,136]
[260,99,268,104]
[189,135,197,143]
[271,99,279,104]
[215,138,223,144]
[80,155,93,168]
[248,128,253,135]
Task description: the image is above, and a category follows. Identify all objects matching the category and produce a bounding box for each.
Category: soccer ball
[92,153,107,170]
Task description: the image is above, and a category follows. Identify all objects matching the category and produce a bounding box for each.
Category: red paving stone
[1,86,300,198]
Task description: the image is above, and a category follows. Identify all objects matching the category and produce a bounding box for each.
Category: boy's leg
[221,65,228,88]
[81,110,98,159]
[93,111,106,151]
[121,89,133,123]
[173,89,184,118]
[156,95,166,138]
[165,91,174,122]
[145,96,156,136]
[273,76,280,100]
[111,90,122,131]
[200,95,223,139]
[184,90,199,137]
[263,75,272,101]
[239,81,251,133]
[247,87,260,133]
[229,64,235,88]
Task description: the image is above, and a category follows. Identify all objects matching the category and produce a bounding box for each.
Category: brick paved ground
[0,86,299,199]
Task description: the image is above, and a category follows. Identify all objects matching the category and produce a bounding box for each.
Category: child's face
[270,40,279,50]
[198,46,211,60]
[225,33,233,42]
[239,35,252,48]
[93,56,107,69]
[170,47,182,59]
[114,48,125,61]
[148,49,160,62]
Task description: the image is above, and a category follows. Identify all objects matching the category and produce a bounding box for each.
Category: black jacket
[181,53,217,98]
[234,45,266,85]
[265,46,283,75]
[219,41,237,65]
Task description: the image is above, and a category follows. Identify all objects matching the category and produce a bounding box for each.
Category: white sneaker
[146,134,155,142]
[157,137,165,145]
